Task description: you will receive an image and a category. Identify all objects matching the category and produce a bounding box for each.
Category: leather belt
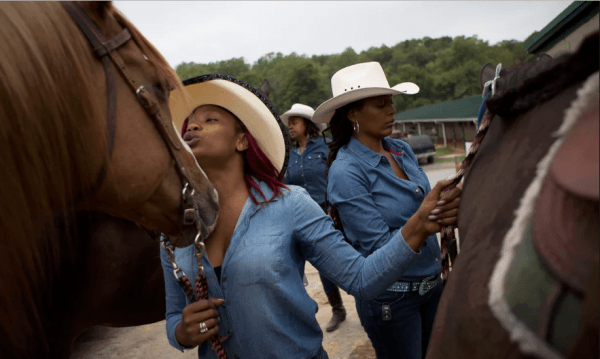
[387,274,440,296]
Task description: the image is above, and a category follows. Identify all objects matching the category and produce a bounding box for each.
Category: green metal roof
[394,95,482,121]
[525,1,599,54]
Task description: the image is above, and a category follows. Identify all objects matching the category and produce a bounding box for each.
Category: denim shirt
[327,137,442,281]
[161,181,421,359]
[285,137,331,206]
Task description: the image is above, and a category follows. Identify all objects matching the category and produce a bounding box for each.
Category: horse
[0,2,219,357]
[426,31,598,359]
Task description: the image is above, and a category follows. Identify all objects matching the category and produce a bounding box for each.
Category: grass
[435,147,453,157]
[435,156,466,163]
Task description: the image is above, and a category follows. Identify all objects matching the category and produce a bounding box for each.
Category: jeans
[356,281,443,359]
[311,346,329,359]
[319,272,337,294]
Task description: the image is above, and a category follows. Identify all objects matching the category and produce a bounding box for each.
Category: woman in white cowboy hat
[161,74,460,359]
[313,62,462,359]
[281,103,347,333]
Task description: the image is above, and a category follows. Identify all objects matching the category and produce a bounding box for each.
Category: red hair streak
[242,127,287,205]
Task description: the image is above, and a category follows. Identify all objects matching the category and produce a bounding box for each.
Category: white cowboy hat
[280,103,326,131]
[169,74,290,174]
[312,62,420,123]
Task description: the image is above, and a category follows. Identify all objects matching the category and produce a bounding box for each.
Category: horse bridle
[61,2,205,246]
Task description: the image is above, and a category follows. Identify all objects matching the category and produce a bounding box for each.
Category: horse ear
[480,63,495,92]
[260,79,270,99]
[538,53,553,64]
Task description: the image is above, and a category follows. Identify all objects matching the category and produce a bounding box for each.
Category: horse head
[67,2,219,244]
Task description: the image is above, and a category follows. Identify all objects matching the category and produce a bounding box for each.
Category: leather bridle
[61,2,204,239]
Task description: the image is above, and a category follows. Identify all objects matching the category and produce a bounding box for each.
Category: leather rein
[61,2,202,237]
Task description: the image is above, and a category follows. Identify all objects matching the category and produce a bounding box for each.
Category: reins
[162,237,229,359]
[439,64,501,281]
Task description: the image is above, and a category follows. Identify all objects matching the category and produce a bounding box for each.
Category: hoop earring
[353,121,360,134]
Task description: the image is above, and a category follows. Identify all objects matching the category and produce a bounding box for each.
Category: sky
[114,1,573,69]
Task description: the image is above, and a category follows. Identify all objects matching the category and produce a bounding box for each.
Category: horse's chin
[169,214,217,249]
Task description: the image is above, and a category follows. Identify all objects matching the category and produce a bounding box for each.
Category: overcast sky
[114,1,573,68]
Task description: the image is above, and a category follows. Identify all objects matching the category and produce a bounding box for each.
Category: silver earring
[353,121,360,134]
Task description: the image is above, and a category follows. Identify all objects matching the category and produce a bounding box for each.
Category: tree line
[175,34,537,115]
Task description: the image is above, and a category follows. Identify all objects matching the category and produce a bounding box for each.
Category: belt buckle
[418,275,436,296]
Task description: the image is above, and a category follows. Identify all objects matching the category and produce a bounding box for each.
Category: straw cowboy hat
[169,74,291,174]
[312,62,420,124]
[280,103,327,131]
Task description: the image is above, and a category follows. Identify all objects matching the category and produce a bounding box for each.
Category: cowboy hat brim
[312,83,419,124]
[280,110,327,131]
[170,75,290,174]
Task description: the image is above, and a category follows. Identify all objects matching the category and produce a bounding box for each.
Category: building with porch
[393,95,481,149]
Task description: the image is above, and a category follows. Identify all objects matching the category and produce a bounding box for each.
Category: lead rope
[162,238,229,359]
[440,64,501,282]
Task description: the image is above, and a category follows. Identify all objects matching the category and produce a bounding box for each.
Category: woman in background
[282,103,347,332]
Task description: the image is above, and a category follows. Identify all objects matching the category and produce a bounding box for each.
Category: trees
[173,35,535,113]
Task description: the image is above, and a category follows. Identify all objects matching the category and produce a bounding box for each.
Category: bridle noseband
[61,2,203,242]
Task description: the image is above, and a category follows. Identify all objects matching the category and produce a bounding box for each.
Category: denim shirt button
[222,276,227,282]
[415,189,419,193]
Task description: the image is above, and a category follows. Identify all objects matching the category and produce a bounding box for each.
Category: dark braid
[304,118,321,139]
[322,100,364,238]
[487,31,598,119]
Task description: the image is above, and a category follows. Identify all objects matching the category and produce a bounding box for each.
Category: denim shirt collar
[347,136,406,167]
[291,137,322,155]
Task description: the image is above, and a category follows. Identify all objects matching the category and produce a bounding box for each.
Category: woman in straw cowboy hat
[161,74,460,359]
[281,103,347,333]
[313,62,461,359]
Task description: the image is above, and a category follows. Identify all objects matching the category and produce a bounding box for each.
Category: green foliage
[174,35,536,115]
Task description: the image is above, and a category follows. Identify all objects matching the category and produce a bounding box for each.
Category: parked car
[399,135,436,164]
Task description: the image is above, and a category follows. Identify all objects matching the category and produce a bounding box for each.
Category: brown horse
[427,32,598,359]
[0,2,219,357]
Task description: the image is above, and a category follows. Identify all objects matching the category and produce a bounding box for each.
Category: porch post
[442,122,447,147]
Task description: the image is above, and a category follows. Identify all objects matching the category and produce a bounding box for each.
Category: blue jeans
[319,272,337,294]
[356,281,443,359]
[311,346,329,359]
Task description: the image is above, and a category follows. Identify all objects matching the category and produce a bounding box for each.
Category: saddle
[534,87,599,293]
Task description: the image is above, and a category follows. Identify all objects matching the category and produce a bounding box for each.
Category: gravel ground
[71,162,458,359]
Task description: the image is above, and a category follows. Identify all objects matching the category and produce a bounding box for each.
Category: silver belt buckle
[418,275,437,296]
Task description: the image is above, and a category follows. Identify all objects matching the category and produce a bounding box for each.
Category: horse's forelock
[0,2,104,354]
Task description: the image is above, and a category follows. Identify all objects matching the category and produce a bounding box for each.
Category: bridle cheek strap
[61,2,199,230]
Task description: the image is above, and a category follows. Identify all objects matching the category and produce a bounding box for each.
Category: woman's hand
[420,179,461,233]
[175,297,225,348]
[401,179,461,251]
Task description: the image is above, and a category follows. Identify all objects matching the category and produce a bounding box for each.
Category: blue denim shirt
[161,181,421,358]
[285,137,331,206]
[327,137,442,281]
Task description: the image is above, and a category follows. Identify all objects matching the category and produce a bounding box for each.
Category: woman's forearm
[401,215,430,252]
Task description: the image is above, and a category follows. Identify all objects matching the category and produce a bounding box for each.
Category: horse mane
[0,2,183,355]
[487,32,599,119]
